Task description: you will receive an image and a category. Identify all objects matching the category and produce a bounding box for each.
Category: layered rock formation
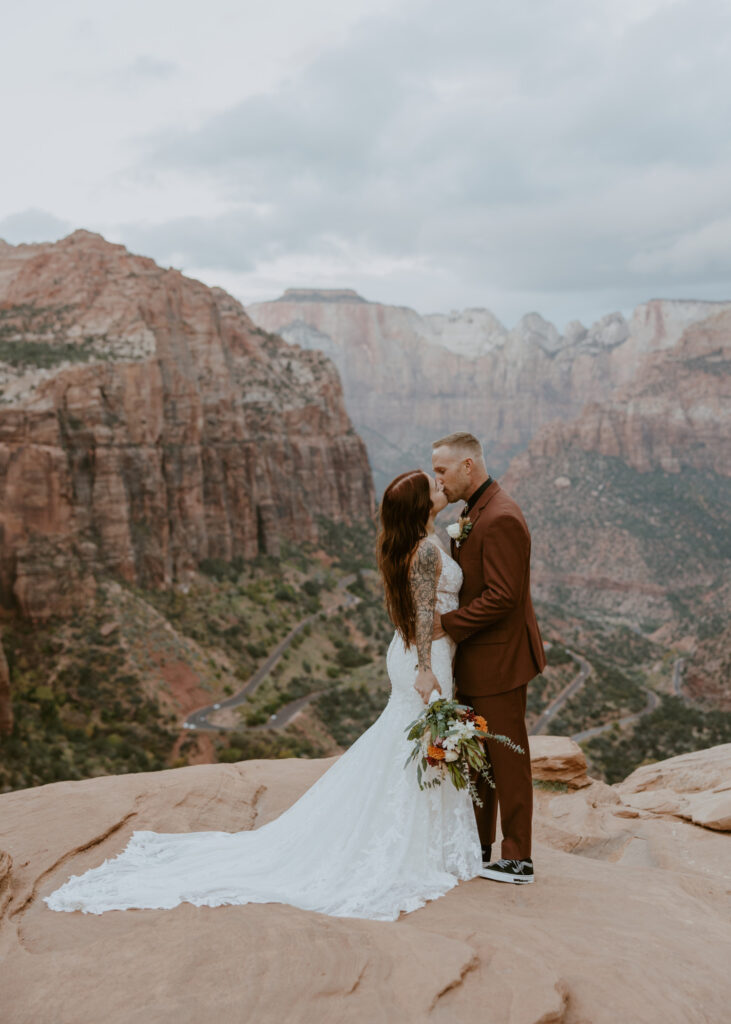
[248,290,731,492]
[1,743,729,1023]
[500,310,731,625]
[510,310,731,477]
[0,232,374,620]
[615,743,731,831]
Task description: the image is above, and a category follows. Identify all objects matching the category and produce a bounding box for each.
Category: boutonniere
[446,516,473,547]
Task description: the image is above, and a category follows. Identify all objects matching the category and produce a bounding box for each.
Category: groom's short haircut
[432,431,483,459]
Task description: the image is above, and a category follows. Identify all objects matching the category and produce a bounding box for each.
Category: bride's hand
[414,668,441,704]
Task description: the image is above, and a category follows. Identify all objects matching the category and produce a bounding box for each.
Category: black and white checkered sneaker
[479,857,534,884]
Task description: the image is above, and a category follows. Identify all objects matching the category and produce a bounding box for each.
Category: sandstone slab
[1,749,729,1023]
[616,743,731,831]
[529,734,590,788]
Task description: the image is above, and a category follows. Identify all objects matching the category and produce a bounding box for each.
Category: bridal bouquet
[404,697,524,806]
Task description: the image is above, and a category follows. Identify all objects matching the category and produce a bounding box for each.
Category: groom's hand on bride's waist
[414,668,441,704]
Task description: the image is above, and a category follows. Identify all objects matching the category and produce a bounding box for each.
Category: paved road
[182,575,360,733]
[571,686,660,742]
[262,689,327,729]
[672,656,688,698]
[529,650,592,736]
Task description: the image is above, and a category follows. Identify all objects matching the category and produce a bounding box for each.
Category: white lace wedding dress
[44,540,481,921]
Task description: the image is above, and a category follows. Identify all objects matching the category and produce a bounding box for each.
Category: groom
[432,431,546,884]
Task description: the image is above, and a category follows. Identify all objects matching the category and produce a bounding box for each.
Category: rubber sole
[478,868,534,884]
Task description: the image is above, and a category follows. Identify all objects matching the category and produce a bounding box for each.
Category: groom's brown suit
[441,479,546,861]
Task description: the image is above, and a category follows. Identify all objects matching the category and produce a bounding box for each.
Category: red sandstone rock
[528,735,590,789]
[616,743,731,832]
[1,745,729,1023]
[0,232,374,620]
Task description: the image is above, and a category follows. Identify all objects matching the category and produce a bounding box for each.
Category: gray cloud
[0,208,73,244]
[122,0,731,324]
[4,0,730,328]
[120,213,258,272]
[126,55,178,80]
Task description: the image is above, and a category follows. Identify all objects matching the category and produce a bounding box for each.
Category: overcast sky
[2,0,730,330]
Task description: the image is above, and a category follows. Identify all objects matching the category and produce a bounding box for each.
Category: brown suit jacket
[441,479,546,696]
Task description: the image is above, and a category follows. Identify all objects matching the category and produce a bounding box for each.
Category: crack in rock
[249,784,267,829]
[9,810,137,922]
[0,849,12,919]
[429,951,480,1011]
[535,978,571,1024]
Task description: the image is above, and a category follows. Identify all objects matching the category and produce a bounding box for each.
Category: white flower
[446,522,461,539]
[444,750,459,762]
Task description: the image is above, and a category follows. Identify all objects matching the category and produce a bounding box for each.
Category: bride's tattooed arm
[409,542,442,703]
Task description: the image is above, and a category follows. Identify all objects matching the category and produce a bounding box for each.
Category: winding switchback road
[571,687,660,743]
[182,575,360,733]
[529,651,592,736]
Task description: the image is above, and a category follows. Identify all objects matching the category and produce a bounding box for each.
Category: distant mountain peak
[278,288,368,304]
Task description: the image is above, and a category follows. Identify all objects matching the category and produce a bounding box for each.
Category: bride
[44,470,482,921]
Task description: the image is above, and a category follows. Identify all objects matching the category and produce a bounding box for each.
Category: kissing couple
[45,431,547,921]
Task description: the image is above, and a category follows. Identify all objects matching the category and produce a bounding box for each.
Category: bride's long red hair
[377,470,432,645]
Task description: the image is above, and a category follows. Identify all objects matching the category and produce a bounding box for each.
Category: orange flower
[474,716,487,731]
[427,744,446,761]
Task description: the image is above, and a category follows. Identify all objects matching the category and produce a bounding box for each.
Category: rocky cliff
[248,290,731,492]
[0,232,374,620]
[510,310,731,477]
[501,310,731,635]
[1,740,729,1023]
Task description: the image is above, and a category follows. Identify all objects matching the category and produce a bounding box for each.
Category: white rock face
[629,299,731,354]
[511,312,562,353]
[608,298,731,387]
[248,289,730,493]
[563,319,588,345]
[420,308,508,358]
[583,312,630,352]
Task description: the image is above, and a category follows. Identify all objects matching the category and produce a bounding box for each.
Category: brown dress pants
[456,684,533,861]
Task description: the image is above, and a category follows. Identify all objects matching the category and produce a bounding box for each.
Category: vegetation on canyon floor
[0,611,177,791]
[0,522,387,791]
[583,695,731,783]
[1,513,729,793]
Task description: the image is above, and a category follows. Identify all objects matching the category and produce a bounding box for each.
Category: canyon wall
[0,232,374,620]
[500,310,731,627]
[248,289,731,492]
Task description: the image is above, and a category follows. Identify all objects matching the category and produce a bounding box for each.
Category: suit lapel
[450,482,499,562]
[468,479,500,529]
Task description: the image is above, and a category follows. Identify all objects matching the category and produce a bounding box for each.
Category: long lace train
[44,543,482,921]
